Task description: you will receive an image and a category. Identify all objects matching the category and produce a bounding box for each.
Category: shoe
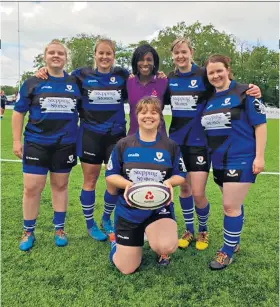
[157,254,170,266]
[196,231,209,250]
[178,230,194,248]
[234,244,240,253]
[101,219,115,242]
[55,229,68,247]
[19,231,35,251]
[209,251,233,270]
[88,223,107,241]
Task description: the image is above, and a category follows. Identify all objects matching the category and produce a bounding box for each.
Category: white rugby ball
[126,181,171,210]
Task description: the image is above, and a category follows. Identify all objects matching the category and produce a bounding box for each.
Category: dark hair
[131,44,159,75]
[205,54,233,79]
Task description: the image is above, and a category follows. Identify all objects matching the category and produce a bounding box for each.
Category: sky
[1,0,279,87]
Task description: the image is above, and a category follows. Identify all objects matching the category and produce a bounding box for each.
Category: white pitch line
[1,159,279,175]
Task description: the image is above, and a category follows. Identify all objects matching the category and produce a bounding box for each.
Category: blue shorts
[213,168,256,187]
[23,141,76,175]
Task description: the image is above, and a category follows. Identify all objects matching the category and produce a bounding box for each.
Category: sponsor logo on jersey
[159,208,170,215]
[154,152,164,162]
[67,155,75,164]
[188,80,198,88]
[254,99,266,114]
[26,156,39,161]
[88,80,98,83]
[171,95,198,111]
[179,157,187,172]
[128,153,140,158]
[107,155,113,170]
[88,90,121,104]
[117,234,129,240]
[109,77,118,84]
[127,169,166,183]
[201,112,231,130]
[65,85,74,92]
[169,83,178,87]
[196,156,206,165]
[39,97,76,113]
[227,169,238,177]
[222,97,231,106]
[151,90,158,97]
[41,86,52,89]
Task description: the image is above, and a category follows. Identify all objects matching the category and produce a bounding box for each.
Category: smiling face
[137,103,160,132]
[94,42,115,73]
[172,41,193,72]
[44,43,67,70]
[206,61,231,91]
[137,52,154,77]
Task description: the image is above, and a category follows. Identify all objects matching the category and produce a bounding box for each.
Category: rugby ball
[126,182,171,210]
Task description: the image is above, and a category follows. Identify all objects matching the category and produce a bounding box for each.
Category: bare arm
[12,111,25,159]
[253,123,267,174]
[106,174,132,190]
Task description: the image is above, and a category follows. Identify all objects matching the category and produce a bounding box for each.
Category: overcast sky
[1,0,279,87]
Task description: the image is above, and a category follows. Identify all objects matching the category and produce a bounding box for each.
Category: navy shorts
[115,205,175,247]
[77,126,125,164]
[213,168,256,187]
[180,145,210,173]
[23,141,77,175]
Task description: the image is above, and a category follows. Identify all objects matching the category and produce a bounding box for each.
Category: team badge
[224,98,231,105]
[196,156,206,165]
[67,85,72,91]
[110,77,115,83]
[191,80,197,87]
[156,152,163,160]
[227,169,239,177]
[151,90,158,97]
[67,155,74,164]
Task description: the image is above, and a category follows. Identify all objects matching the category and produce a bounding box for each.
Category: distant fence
[6,104,279,119]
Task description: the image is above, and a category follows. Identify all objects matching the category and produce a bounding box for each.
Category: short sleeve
[245,96,267,126]
[105,145,122,177]
[172,146,187,178]
[13,81,31,113]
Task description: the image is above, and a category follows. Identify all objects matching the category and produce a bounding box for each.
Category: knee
[116,265,139,275]
[51,181,68,192]
[84,174,99,190]
[151,240,178,255]
[223,204,240,216]
[180,182,192,197]
[24,184,44,197]
[193,193,206,207]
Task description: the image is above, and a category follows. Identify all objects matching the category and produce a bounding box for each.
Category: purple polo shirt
[127,75,168,136]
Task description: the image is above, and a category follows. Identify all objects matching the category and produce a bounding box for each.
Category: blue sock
[53,211,66,231]
[109,240,117,264]
[102,190,118,221]
[80,190,95,229]
[221,214,243,258]
[23,219,36,233]
[180,196,194,234]
[237,204,245,244]
[195,203,210,232]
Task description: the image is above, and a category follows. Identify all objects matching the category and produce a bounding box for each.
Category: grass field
[1,110,279,307]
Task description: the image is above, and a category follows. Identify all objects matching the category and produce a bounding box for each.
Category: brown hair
[136,97,163,129]
[44,39,68,60]
[205,54,234,79]
[93,38,115,69]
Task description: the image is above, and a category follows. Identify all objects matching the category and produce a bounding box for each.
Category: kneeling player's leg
[112,244,142,275]
[146,218,178,256]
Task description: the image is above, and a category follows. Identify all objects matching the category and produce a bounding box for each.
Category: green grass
[1,110,279,307]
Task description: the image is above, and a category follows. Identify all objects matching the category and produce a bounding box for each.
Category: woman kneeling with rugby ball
[106,97,186,274]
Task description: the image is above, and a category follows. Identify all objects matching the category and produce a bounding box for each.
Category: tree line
[16,21,279,107]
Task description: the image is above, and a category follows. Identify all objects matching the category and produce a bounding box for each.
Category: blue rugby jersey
[71,66,129,135]
[14,73,81,145]
[105,131,187,223]
[165,64,213,146]
[201,81,266,169]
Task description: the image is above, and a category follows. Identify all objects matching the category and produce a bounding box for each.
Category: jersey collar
[214,80,236,96]
[136,130,160,146]
[176,63,197,77]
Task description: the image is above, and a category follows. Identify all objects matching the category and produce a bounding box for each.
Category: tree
[1,85,17,95]
[17,71,34,87]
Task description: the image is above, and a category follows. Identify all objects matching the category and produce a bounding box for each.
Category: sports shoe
[178,230,194,248]
[209,251,233,270]
[196,231,209,250]
[234,244,240,253]
[55,229,68,247]
[101,218,115,242]
[157,254,170,266]
[88,223,107,241]
[19,231,35,251]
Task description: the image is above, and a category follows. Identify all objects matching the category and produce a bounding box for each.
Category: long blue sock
[53,211,66,231]
[109,241,117,264]
[102,190,118,221]
[180,196,194,234]
[237,204,244,244]
[80,190,95,229]
[23,219,36,233]
[195,203,210,232]
[221,214,243,258]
